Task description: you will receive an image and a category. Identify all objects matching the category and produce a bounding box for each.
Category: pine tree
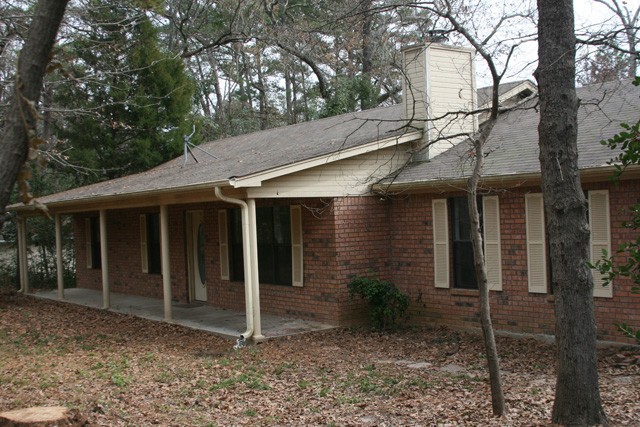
[54,1,194,183]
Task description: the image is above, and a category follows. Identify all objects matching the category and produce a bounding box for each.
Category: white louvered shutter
[432,199,450,288]
[218,210,230,280]
[140,215,148,273]
[85,218,93,269]
[290,205,304,287]
[525,193,548,293]
[483,196,502,291]
[589,190,612,298]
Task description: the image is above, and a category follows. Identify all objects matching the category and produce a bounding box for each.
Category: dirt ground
[0,292,638,426]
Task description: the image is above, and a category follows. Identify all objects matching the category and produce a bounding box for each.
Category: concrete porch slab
[31,288,335,340]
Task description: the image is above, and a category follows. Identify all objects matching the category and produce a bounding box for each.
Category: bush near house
[348,273,409,329]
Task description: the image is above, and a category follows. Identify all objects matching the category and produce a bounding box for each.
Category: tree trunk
[467,119,506,417]
[255,50,268,130]
[361,0,373,111]
[0,0,69,215]
[0,406,86,426]
[536,0,608,424]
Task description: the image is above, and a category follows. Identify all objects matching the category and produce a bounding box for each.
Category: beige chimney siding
[403,43,477,160]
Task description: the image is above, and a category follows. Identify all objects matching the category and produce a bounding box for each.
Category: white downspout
[214,186,254,340]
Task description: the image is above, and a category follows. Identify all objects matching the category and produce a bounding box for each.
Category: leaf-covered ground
[0,292,638,426]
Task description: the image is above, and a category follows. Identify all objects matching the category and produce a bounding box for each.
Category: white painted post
[247,199,263,339]
[99,209,110,309]
[16,217,29,294]
[55,213,64,300]
[160,204,172,322]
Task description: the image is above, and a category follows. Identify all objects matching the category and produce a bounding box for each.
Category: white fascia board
[230,131,421,188]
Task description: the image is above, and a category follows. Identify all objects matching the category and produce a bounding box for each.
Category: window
[220,205,303,287]
[451,197,479,289]
[85,217,101,269]
[140,213,161,274]
[524,190,611,297]
[432,196,502,290]
[228,208,245,282]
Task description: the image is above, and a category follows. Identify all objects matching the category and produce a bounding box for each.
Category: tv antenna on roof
[183,124,218,166]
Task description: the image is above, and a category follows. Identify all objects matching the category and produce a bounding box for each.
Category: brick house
[10,43,640,342]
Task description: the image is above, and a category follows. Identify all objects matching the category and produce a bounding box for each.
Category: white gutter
[214,186,254,340]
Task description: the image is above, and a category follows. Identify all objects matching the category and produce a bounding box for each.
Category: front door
[187,211,207,302]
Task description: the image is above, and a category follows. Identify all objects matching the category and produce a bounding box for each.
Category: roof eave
[9,180,232,216]
[373,165,640,195]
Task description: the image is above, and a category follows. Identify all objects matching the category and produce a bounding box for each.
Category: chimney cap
[426,29,449,43]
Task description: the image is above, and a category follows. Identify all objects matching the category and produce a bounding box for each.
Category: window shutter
[85,218,93,269]
[218,210,230,280]
[140,214,148,273]
[432,199,450,288]
[290,205,304,287]
[483,196,502,291]
[525,193,548,293]
[589,190,612,298]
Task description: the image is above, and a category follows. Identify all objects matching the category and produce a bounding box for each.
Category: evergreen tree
[54,1,194,183]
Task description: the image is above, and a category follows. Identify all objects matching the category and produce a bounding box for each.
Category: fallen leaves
[0,292,638,426]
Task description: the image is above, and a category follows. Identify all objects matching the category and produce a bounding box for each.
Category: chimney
[402,43,477,160]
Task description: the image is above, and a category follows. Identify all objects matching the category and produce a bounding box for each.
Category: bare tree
[0,0,69,217]
[594,0,640,78]
[536,0,608,424]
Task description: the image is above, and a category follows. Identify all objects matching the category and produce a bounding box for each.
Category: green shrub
[348,273,409,329]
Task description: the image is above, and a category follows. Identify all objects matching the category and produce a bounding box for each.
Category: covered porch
[12,183,301,342]
[32,287,334,339]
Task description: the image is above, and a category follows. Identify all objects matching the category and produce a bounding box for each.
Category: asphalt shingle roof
[391,79,640,186]
[32,105,408,206]
[14,79,638,210]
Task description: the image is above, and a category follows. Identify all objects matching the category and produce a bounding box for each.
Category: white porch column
[55,213,64,300]
[160,204,172,322]
[247,199,263,339]
[99,209,110,309]
[16,217,29,294]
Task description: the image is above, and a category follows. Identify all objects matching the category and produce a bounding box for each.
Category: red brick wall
[73,198,376,325]
[332,197,393,324]
[389,180,640,343]
[211,197,390,325]
[71,181,639,343]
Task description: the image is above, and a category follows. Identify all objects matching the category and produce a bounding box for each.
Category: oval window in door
[197,223,206,284]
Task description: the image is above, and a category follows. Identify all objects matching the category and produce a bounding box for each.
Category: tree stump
[0,406,86,427]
